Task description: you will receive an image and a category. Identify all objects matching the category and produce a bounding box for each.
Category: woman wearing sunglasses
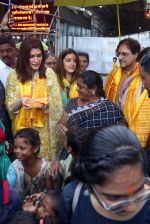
[60,125,150,224]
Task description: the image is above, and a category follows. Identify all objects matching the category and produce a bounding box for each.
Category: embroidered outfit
[7,158,51,198]
[105,65,150,148]
[65,98,126,129]
[5,68,63,160]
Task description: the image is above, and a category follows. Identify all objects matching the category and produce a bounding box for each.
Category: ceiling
[90,0,150,36]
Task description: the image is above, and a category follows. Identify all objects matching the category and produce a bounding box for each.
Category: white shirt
[0,59,12,87]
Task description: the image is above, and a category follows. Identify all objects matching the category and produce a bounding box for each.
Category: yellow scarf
[105,65,150,148]
[63,78,78,99]
[123,74,141,125]
[105,64,139,103]
[15,77,47,131]
[129,90,150,147]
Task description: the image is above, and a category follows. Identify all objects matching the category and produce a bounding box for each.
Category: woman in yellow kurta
[5,38,63,161]
[55,48,80,107]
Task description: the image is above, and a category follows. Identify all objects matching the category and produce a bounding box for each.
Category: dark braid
[72,125,147,185]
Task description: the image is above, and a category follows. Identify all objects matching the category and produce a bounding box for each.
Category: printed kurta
[7,158,51,198]
[5,68,63,160]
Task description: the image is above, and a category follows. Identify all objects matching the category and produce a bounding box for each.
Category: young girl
[49,127,89,187]
[7,128,52,199]
[22,190,61,224]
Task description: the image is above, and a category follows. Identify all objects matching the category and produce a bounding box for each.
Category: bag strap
[72,182,83,213]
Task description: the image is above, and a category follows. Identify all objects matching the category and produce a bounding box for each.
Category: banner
[11,2,56,32]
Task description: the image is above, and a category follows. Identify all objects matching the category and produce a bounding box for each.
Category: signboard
[11,3,56,32]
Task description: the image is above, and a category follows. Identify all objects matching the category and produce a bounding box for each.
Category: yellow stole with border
[105,67,122,103]
[15,77,47,132]
[123,74,142,125]
[105,64,139,103]
[105,65,150,147]
[129,89,150,147]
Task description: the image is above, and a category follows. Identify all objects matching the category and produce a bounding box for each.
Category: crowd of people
[0,28,150,224]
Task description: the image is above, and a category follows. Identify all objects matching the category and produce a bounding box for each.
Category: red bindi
[128,186,135,195]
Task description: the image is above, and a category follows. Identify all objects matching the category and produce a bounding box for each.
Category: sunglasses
[91,177,150,213]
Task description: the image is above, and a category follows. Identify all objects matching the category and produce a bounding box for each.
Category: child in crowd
[49,127,89,187]
[22,190,61,224]
[7,128,52,199]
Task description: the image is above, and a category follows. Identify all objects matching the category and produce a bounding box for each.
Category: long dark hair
[55,48,80,89]
[16,37,46,83]
[138,47,150,62]
[73,125,146,185]
[140,54,150,73]
[66,127,89,156]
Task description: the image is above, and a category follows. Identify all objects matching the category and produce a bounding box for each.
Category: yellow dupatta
[123,74,142,125]
[63,78,78,99]
[15,77,47,132]
[127,88,150,147]
[105,64,139,104]
[105,65,150,147]
[105,67,122,103]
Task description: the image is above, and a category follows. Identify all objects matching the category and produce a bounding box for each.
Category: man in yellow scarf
[105,38,150,148]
